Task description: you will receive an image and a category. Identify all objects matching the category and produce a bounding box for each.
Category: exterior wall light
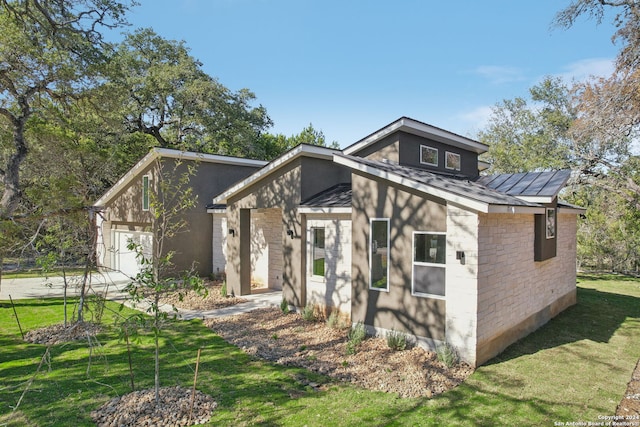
[228,228,235,237]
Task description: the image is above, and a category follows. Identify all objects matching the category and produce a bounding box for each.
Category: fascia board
[298,207,352,214]
[212,144,337,205]
[207,209,226,214]
[333,154,490,213]
[558,206,587,215]
[487,205,545,214]
[153,147,267,167]
[516,195,554,204]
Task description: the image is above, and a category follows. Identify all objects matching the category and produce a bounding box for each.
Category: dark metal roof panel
[300,183,352,208]
[478,170,571,197]
[339,155,538,207]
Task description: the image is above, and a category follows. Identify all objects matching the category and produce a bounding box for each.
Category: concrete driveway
[0,271,281,319]
[0,271,130,300]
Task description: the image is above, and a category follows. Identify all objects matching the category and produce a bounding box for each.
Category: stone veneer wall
[475,212,577,364]
[250,208,283,290]
[445,204,480,364]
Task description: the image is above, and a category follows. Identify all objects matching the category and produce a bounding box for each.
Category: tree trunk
[0,117,28,218]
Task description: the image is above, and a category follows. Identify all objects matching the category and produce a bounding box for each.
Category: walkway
[0,273,281,319]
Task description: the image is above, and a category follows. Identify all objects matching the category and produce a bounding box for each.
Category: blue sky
[118,0,620,147]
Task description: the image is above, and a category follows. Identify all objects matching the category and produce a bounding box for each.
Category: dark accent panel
[300,157,352,201]
[534,211,557,261]
[397,132,479,178]
[239,208,252,295]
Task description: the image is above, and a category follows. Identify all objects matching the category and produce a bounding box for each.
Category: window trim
[142,175,150,211]
[445,151,461,171]
[420,145,438,167]
[369,218,390,292]
[411,231,446,299]
[310,226,326,279]
[546,207,556,239]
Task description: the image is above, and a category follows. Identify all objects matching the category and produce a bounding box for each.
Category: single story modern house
[94,148,266,278]
[210,117,584,366]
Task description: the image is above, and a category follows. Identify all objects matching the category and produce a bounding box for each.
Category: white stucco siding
[306,215,352,315]
[476,212,577,349]
[445,204,480,364]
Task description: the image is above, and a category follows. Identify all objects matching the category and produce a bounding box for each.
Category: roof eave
[212,144,340,205]
[333,154,491,213]
[343,117,489,156]
[95,148,268,207]
[298,207,352,214]
[516,195,555,204]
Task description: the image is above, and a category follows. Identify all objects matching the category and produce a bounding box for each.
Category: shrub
[346,321,367,355]
[220,281,227,297]
[280,298,290,314]
[326,311,349,329]
[301,304,316,322]
[385,329,407,351]
[436,342,459,368]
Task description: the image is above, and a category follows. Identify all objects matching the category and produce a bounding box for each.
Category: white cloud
[556,58,615,83]
[473,65,526,84]
[458,105,495,133]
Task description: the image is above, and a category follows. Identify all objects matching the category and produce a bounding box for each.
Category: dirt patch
[91,386,216,427]
[23,322,102,346]
[617,358,640,418]
[205,307,473,398]
[158,281,246,311]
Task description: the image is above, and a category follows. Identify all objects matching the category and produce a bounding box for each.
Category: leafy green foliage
[436,343,459,368]
[385,329,407,351]
[280,298,290,314]
[346,321,367,355]
[301,305,317,322]
[478,77,573,174]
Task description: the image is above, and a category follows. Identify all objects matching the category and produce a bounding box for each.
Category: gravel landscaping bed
[158,281,247,310]
[205,307,473,398]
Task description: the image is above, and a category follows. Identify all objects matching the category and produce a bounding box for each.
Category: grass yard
[0,274,639,426]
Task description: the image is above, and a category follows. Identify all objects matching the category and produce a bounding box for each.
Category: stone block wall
[445,204,480,364]
[475,212,577,364]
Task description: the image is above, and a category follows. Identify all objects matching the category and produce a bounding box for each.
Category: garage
[111,230,153,277]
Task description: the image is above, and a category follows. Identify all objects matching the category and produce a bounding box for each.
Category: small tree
[123,157,204,405]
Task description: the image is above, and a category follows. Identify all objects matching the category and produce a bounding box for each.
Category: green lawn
[0,274,639,426]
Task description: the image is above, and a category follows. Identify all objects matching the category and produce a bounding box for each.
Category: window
[370,219,389,291]
[412,232,446,298]
[142,175,150,211]
[546,208,556,239]
[420,145,438,166]
[311,227,325,277]
[445,152,461,171]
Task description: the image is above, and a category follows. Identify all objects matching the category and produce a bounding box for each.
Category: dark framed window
[142,175,150,211]
[311,227,325,277]
[370,219,389,291]
[445,152,461,171]
[412,232,446,298]
[420,145,438,166]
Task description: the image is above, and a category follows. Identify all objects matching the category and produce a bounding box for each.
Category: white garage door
[112,230,154,277]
